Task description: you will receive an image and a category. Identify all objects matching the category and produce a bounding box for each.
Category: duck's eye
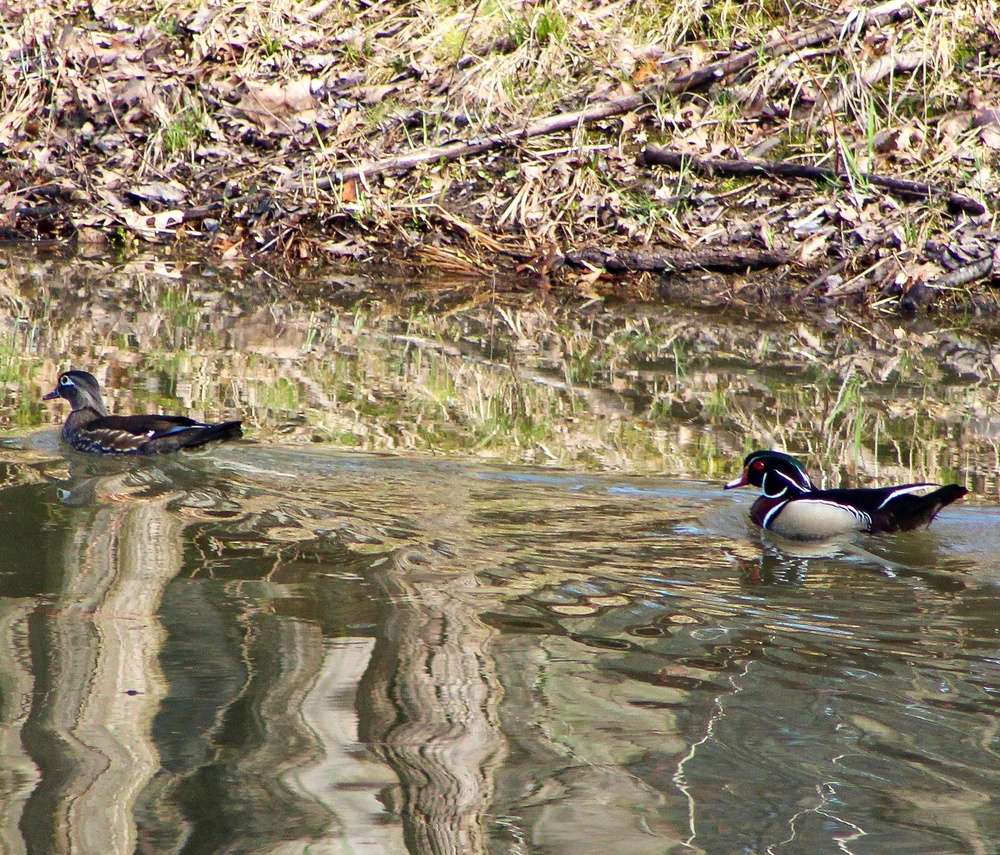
[60,375,74,386]
[752,459,765,471]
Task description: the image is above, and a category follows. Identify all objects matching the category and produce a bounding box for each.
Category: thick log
[566,245,790,273]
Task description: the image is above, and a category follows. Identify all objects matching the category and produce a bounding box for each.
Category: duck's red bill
[724,470,748,490]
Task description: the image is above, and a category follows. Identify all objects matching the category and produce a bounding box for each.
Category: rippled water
[2,250,1000,853]
[1,434,997,855]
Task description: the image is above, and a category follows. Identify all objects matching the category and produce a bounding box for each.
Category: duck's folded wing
[820,484,966,532]
[93,414,200,436]
[68,414,200,452]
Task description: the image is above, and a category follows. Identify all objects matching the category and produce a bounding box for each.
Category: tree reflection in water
[0,250,997,854]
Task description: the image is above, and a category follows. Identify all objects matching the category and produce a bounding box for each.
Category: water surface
[0,250,998,854]
[0,440,996,855]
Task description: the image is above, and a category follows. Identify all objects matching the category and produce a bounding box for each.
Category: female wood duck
[44,370,243,454]
[725,450,967,539]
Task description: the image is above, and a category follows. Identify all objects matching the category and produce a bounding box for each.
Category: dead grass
[2,0,1000,309]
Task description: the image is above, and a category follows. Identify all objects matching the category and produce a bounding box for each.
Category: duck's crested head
[43,370,108,415]
[725,449,814,495]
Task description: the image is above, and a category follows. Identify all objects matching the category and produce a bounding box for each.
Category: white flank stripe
[877,484,936,509]
[762,501,788,528]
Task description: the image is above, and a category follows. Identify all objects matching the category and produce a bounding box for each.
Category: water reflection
[1,249,999,494]
[3,249,1000,854]
[17,467,176,855]
[1,450,518,854]
[0,445,995,854]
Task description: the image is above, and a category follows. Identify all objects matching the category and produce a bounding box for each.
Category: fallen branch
[638,146,987,216]
[276,0,938,194]
[565,246,790,273]
[667,0,936,93]
[179,191,269,223]
[279,94,646,192]
[934,255,994,288]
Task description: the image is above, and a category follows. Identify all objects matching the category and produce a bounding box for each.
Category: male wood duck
[725,450,967,539]
[44,370,243,454]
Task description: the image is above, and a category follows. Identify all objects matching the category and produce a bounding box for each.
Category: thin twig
[638,147,987,216]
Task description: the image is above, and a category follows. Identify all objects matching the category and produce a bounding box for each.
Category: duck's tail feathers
[182,421,243,449]
[886,484,967,531]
